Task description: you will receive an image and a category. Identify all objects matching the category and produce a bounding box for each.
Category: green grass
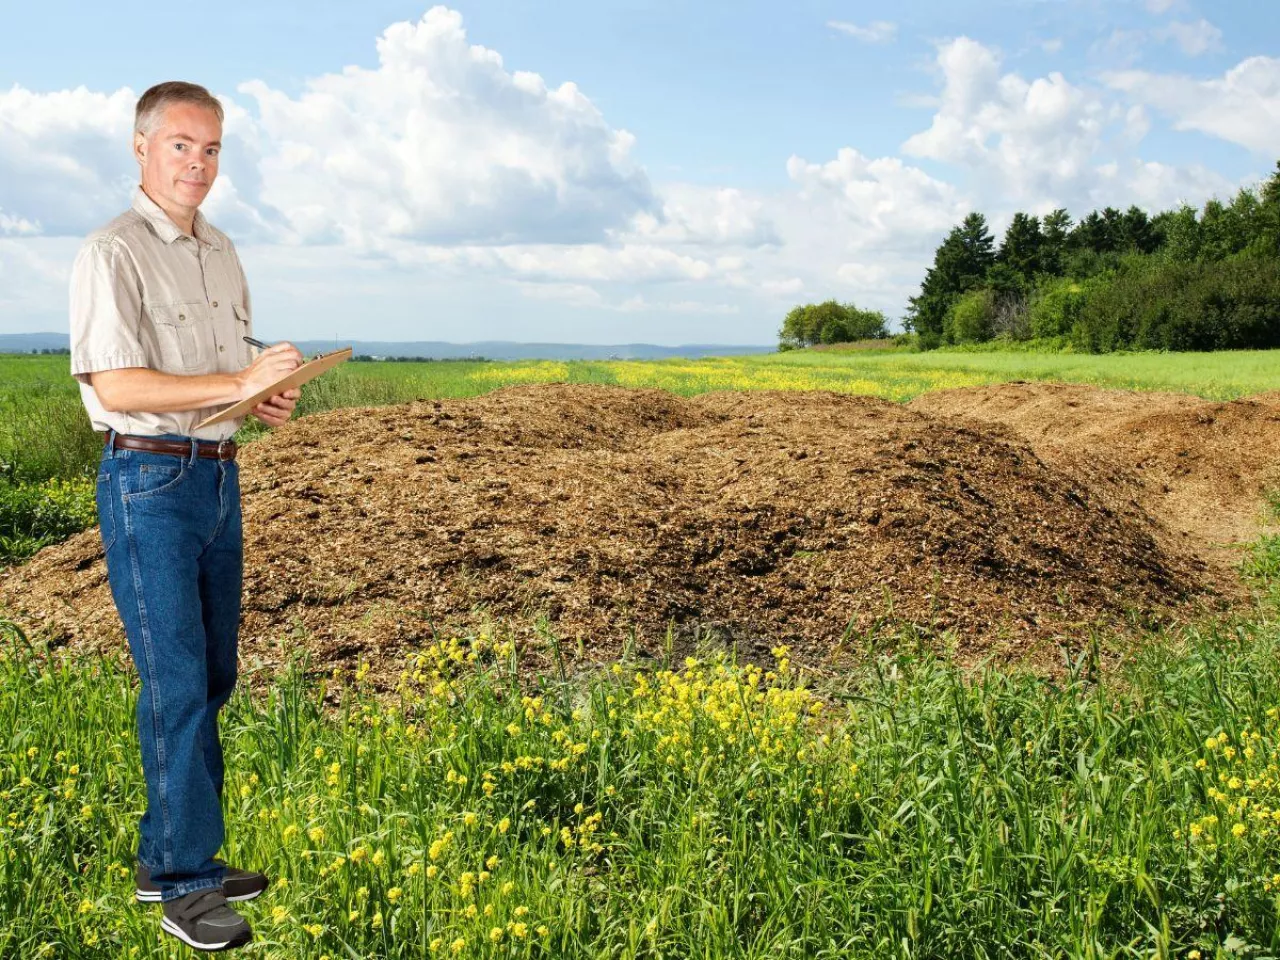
[0,478,96,565]
[5,601,1280,957]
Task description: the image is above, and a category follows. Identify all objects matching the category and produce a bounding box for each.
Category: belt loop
[189,437,199,467]
[106,428,117,458]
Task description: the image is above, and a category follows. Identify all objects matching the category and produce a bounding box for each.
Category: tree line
[905,162,1280,352]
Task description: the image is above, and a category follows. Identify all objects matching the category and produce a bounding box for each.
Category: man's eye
[174,143,186,151]
[207,149,219,157]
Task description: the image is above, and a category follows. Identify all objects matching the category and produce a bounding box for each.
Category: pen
[245,334,318,363]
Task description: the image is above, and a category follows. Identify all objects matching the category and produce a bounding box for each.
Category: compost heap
[4,383,1276,688]
[909,382,1280,562]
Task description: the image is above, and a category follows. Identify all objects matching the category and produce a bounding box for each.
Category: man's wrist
[229,370,248,404]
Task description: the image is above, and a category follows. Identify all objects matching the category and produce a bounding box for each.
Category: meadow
[3,346,1280,957]
[4,346,1277,481]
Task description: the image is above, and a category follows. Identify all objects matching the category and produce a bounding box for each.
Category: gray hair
[134,81,224,137]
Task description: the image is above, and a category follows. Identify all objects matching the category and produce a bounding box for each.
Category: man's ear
[133,131,147,166]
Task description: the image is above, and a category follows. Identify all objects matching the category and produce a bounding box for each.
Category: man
[69,81,303,952]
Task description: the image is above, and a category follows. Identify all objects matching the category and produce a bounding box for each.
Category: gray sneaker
[160,888,252,952]
[136,859,268,903]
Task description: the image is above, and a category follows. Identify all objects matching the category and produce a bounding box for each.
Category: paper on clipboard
[195,347,353,429]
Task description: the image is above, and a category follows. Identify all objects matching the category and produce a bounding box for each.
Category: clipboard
[195,347,353,429]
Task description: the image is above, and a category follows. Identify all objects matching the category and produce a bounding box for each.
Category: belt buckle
[216,439,234,461]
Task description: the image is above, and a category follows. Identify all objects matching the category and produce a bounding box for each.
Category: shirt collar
[131,186,221,250]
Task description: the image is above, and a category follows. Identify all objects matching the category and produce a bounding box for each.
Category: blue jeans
[96,429,242,902]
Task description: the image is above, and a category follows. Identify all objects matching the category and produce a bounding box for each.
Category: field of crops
[3,347,1280,957]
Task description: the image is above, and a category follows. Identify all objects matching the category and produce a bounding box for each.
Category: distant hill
[0,333,772,361]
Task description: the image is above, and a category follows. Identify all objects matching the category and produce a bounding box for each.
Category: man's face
[134,101,221,213]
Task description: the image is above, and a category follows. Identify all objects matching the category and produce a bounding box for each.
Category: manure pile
[3,382,1268,687]
[909,383,1280,561]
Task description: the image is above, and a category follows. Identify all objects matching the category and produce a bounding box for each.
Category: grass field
[4,542,1280,958]
[3,347,1280,957]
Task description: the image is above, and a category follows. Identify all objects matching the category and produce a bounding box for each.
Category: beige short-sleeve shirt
[69,186,255,442]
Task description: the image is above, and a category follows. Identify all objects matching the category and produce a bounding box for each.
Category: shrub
[0,477,97,565]
[1028,276,1106,339]
[779,300,888,349]
[944,289,996,344]
[1074,257,1280,352]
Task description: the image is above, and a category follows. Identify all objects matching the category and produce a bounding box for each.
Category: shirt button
[178,314,185,321]
[219,345,225,352]
[212,300,219,308]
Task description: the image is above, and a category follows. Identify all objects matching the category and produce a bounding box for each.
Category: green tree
[777,300,888,349]
[1072,209,1119,255]
[997,212,1043,281]
[1255,162,1280,257]
[1158,204,1201,264]
[1120,206,1159,254]
[907,212,996,349]
[1040,209,1072,276]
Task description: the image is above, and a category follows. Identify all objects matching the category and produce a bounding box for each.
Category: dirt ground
[909,383,1280,569]
[3,382,1275,690]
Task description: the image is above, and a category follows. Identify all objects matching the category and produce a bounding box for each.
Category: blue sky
[2,1,1277,344]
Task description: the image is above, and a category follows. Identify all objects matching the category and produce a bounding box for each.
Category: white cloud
[902,38,1122,203]
[1041,38,1064,55]
[1089,29,1146,69]
[1105,56,1280,155]
[616,295,738,315]
[239,6,656,247]
[896,36,1234,214]
[0,237,80,328]
[513,281,737,314]
[625,185,780,248]
[784,148,965,251]
[828,20,897,44]
[1155,19,1223,57]
[836,262,890,289]
[0,84,136,236]
[385,240,718,284]
[1145,0,1179,14]
[0,209,41,236]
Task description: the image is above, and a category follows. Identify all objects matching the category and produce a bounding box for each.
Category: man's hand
[251,387,300,428]
[237,342,303,400]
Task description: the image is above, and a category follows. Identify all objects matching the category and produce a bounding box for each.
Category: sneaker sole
[138,887,263,904]
[160,915,251,951]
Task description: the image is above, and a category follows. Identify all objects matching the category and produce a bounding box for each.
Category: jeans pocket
[121,458,188,502]
[95,469,117,554]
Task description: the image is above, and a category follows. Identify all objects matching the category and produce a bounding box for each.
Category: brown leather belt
[106,433,238,462]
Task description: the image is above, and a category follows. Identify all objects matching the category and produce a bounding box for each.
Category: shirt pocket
[148,300,211,373]
[233,302,252,368]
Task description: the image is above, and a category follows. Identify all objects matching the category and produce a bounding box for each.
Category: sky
[1,0,1278,345]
